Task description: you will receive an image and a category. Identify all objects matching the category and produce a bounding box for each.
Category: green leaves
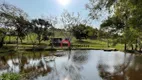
[89,0,142,50]
[0,73,21,80]
[86,0,117,19]
[72,24,97,40]
[31,18,52,44]
[101,16,125,33]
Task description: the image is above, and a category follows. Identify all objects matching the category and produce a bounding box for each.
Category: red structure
[60,40,70,48]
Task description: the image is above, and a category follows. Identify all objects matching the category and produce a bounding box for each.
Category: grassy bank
[0,39,125,53]
[3,32,125,52]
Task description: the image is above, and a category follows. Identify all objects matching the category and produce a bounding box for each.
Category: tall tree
[31,18,51,44]
[45,16,58,48]
[0,2,28,49]
[72,24,94,41]
[87,0,142,50]
[60,10,92,42]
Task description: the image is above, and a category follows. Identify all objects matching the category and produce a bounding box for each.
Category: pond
[0,50,142,80]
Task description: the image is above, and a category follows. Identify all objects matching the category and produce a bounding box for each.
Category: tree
[87,0,142,51]
[60,10,80,41]
[60,10,92,42]
[45,16,58,48]
[31,18,51,45]
[72,24,88,40]
[72,24,95,41]
[100,16,125,48]
[14,16,31,43]
[0,28,6,48]
[86,0,117,19]
[0,2,29,49]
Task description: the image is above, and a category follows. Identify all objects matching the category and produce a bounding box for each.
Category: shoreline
[0,46,142,54]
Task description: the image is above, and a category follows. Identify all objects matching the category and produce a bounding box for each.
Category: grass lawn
[72,39,124,50]
[3,38,124,51]
[3,33,124,52]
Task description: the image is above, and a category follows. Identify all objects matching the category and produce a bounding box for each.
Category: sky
[2,0,108,28]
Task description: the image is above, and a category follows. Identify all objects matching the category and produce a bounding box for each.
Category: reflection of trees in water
[22,60,52,80]
[63,50,89,80]
[0,56,9,70]
[46,50,89,80]
[46,60,59,80]
[63,63,83,80]
[125,55,142,80]
[72,50,89,64]
[97,53,138,80]
[20,52,52,80]
[0,52,52,80]
[0,50,85,80]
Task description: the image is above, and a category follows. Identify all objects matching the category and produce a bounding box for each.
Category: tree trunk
[124,43,127,51]
[51,28,55,49]
[139,45,142,51]
[38,35,41,45]
[139,47,141,51]
[26,35,29,42]
[9,36,11,43]
[20,38,23,44]
[135,39,138,51]
[0,42,3,48]
[38,40,41,45]
[29,34,35,50]
[131,44,133,50]
[107,39,110,48]
[51,41,54,49]
[0,37,4,48]
[79,38,82,42]
[16,37,19,50]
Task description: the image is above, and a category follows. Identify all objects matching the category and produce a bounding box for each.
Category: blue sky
[3,0,107,28]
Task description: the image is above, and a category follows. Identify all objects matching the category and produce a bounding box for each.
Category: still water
[0,50,142,80]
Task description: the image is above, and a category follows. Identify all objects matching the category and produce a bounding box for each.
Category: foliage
[88,0,142,50]
[72,24,97,40]
[0,2,30,50]
[0,28,6,47]
[86,0,117,19]
[0,73,21,80]
[60,10,92,41]
[31,18,52,44]
[101,16,124,33]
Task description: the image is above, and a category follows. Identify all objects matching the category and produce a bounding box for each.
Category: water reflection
[0,50,142,80]
[63,50,89,80]
[0,56,9,71]
[45,50,89,80]
[72,50,89,64]
[0,52,52,80]
[97,53,133,80]
[97,52,142,80]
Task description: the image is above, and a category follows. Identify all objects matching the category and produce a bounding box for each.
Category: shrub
[0,73,21,80]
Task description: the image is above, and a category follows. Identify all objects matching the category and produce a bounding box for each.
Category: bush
[0,73,21,80]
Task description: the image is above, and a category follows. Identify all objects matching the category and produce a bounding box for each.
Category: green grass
[2,38,125,51]
[0,73,21,80]
[114,44,124,51]
[72,39,124,50]
[3,32,124,51]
